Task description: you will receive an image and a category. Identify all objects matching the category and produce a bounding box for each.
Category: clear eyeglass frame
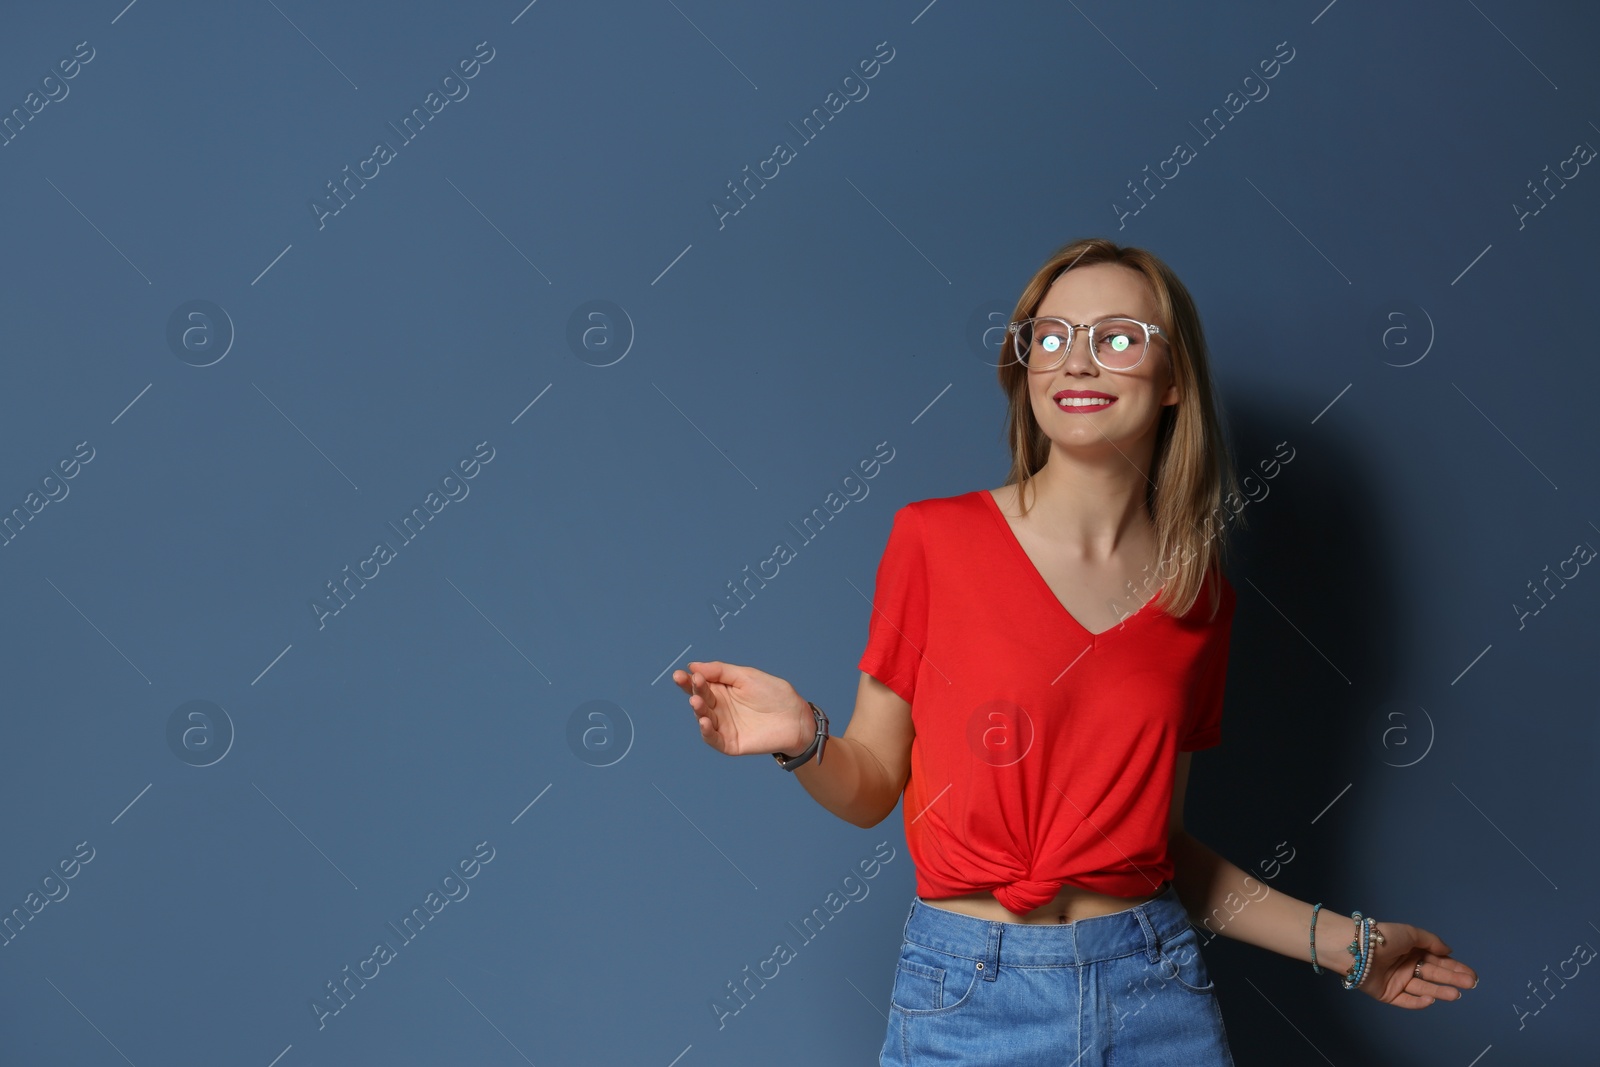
[1006,316,1167,372]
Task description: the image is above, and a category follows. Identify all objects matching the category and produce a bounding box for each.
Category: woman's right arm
[672,661,913,829]
[793,671,913,828]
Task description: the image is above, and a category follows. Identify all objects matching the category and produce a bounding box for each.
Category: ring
[1413,960,1424,980]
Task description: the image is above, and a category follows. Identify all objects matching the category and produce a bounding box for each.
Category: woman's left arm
[1167,757,1480,1009]
[1168,831,1478,1007]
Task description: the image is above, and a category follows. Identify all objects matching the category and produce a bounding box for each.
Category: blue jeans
[879,881,1235,1066]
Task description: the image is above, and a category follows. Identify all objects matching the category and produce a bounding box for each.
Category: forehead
[1036,263,1158,321]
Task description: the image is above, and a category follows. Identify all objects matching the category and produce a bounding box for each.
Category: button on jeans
[879,880,1235,1066]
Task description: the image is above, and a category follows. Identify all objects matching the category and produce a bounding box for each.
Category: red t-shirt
[857,490,1237,914]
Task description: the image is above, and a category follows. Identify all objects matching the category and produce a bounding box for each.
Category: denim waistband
[904,881,1189,979]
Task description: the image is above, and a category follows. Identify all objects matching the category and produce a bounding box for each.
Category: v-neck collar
[976,488,1165,643]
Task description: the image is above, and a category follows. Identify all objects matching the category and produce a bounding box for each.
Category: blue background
[1,1,1595,1064]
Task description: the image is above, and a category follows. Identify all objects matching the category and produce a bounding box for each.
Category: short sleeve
[1180,575,1236,752]
[856,504,930,706]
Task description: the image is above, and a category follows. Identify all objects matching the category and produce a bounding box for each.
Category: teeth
[1057,396,1114,407]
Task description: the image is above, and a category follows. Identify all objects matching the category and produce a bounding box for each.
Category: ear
[1159,359,1181,407]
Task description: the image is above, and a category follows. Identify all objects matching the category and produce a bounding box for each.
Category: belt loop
[1134,902,1161,963]
[982,921,1001,981]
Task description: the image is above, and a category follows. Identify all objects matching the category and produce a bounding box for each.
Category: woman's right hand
[671,660,812,758]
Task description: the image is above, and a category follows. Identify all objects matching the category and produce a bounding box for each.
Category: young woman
[673,238,1479,1065]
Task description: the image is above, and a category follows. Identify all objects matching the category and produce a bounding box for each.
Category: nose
[1060,328,1098,369]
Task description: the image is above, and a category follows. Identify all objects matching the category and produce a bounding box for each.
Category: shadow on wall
[1178,395,1428,1067]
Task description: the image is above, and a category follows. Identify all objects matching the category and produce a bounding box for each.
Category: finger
[1429,957,1479,989]
[1409,958,1469,1000]
[1417,953,1465,978]
[1421,978,1464,1001]
[693,660,741,687]
[690,690,718,722]
[1391,990,1437,1010]
[695,713,725,751]
[679,668,710,710]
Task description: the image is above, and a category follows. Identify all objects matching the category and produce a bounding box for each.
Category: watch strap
[774,701,828,771]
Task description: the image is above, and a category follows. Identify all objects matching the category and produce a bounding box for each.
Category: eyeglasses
[1006,317,1166,372]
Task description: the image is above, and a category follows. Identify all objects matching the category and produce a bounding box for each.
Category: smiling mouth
[1055,396,1116,411]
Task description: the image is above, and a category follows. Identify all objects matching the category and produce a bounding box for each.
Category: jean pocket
[889,941,983,1016]
[1155,926,1216,996]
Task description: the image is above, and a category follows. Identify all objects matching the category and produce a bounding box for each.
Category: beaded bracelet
[1343,912,1370,989]
[1343,912,1386,990]
[1310,903,1385,989]
[1309,903,1323,974]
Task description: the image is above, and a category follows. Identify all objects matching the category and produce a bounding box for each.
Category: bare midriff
[920,880,1169,925]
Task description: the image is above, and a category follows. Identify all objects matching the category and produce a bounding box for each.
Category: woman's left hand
[1356,921,1479,1008]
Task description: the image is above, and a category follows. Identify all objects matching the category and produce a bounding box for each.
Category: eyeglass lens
[1013,318,1148,370]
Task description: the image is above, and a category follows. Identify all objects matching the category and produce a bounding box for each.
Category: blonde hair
[997,237,1244,621]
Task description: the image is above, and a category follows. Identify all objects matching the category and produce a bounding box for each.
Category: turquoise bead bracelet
[1311,903,1385,989]
[1310,903,1323,974]
[1343,912,1372,989]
